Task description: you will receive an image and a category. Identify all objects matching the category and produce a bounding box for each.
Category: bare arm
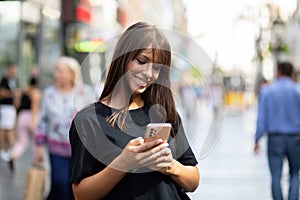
[72,158,127,200]
[254,141,260,154]
[151,147,200,192]
[165,161,200,192]
[29,89,41,133]
[0,88,14,99]
[13,89,22,109]
[34,145,44,165]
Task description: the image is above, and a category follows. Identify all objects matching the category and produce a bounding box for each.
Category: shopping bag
[24,164,47,200]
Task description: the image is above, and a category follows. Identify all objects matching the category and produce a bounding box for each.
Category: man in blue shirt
[254,62,300,200]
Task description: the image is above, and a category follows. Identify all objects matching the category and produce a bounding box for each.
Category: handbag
[24,164,47,200]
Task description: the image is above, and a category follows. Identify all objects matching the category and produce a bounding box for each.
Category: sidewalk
[0,148,32,200]
[0,144,50,200]
[188,104,290,200]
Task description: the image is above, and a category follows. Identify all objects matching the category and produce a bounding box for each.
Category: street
[188,103,290,200]
[0,103,291,200]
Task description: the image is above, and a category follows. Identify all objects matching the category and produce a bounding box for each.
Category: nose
[143,63,153,79]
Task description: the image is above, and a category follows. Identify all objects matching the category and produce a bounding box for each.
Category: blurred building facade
[0,0,187,88]
[254,0,300,87]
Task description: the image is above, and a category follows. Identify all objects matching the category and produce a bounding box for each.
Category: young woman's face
[126,48,161,95]
[54,64,75,87]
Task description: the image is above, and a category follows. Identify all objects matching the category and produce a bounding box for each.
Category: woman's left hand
[146,146,175,174]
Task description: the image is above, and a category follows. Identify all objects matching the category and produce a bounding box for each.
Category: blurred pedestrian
[180,84,196,119]
[0,63,18,161]
[70,21,200,200]
[254,61,300,200]
[34,57,94,200]
[210,80,224,119]
[9,70,41,172]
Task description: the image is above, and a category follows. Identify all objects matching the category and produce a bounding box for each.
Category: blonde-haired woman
[35,56,94,200]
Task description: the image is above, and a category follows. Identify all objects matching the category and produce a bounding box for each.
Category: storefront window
[0,2,20,74]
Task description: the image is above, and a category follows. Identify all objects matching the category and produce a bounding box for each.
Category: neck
[129,95,144,110]
[56,83,73,93]
[101,93,144,110]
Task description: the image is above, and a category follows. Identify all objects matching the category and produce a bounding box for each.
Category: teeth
[135,77,147,85]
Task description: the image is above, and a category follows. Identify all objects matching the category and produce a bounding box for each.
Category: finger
[149,143,169,154]
[156,162,172,169]
[123,143,170,169]
[129,137,144,146]
[147,160,172,172]
[124,138,144,153]
[137,139,165,152]
[140,146,171,165]
[158,147,171,156]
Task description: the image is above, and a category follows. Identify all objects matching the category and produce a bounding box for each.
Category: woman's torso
[70,102,197,199]
[18,92,31,112]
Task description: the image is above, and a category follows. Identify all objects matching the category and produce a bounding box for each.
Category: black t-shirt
[0,76,15,105]
[70,102,198,200]
[17,93,31,112]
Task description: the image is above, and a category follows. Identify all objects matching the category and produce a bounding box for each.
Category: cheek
[151,71,160,81]
[129,65,143,74]
[54,71,61,79]
[126,61,138,72]
[67,73,75,83]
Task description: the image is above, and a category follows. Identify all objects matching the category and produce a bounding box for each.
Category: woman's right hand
[34,145,44,165]
[110,137,170,172]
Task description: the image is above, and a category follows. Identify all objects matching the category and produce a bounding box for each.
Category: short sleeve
[172,114,198,166]
[0,77,8,88]
[69,120,105,183]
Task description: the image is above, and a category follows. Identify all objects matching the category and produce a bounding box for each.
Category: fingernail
[162,143,169,147]
[157,139,163,143]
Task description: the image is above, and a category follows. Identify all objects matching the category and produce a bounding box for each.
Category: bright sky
[183,0,298,74]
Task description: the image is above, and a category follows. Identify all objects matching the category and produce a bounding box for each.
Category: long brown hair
[100,22,177,129]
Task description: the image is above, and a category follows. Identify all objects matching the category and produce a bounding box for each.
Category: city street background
[0,102,292,200]
[1,0,300,199]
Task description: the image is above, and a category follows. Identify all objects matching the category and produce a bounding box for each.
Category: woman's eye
[136,58,146,65]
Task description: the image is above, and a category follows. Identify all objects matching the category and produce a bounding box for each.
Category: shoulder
[72,103,109,143]
[297,83,300,91]
[172,112,183,134]
[75,84,94,95]
[42,85,58,98]
[43,85,55,95]
[73,103,98,123]
[0,76,7,82]
[175,112,182,123]
[82,84,94,91]
[30,88,42,99]
[0,77,8,85]
[294,83,300,97]
[73,102,112,131]
[260,82,275,95]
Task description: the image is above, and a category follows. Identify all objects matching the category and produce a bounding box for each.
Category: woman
[0,63,18,162]
[9,74,41,171]
[35,57,94,200]
[70,22,200,200]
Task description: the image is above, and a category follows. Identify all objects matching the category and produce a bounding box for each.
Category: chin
[133,86,147,95]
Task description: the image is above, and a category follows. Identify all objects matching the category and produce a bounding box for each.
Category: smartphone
[144,123,171,143]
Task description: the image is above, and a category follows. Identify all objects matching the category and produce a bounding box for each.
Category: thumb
[131,137,144,146]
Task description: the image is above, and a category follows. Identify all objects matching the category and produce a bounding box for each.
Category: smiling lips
[134,75,149,87]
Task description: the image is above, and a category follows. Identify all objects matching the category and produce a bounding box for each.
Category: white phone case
[144,123,171,143]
